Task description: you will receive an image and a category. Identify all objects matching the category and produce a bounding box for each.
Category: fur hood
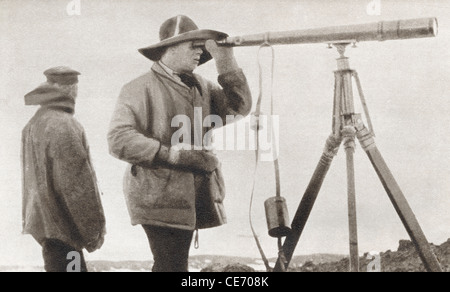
[24,83,75,110]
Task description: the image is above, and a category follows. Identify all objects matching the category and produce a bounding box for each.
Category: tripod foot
[356,124,442,272]
[273,134,342,272]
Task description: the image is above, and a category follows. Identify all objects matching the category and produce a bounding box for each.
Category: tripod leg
[356,124,442,272]
[273,134,342,272]
[343,127,359,272]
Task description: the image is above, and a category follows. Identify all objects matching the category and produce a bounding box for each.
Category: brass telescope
[215,17,437,46]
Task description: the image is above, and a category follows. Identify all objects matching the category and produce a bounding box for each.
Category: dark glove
[86,236,104,253]
[205,39,239,74]
[85,228,105,253]
[157,144,219,173]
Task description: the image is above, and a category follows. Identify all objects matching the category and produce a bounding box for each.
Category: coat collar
[41,99,75,114]
[151,62,203,96]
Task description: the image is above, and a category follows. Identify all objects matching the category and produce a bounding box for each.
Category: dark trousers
[142,225,194,272]
[41,239,87,272]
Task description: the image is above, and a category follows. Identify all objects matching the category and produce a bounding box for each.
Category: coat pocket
[195,167,227,229]
[125,165,171,203]
[125,164,193,210]
[130,164,171,180]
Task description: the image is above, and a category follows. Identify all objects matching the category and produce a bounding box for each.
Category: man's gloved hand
[85,233,105,253]
[157,143,219,173]
[205,39,239,75]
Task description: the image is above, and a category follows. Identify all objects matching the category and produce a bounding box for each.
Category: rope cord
[268,45,281,199]
[248,42,281,272]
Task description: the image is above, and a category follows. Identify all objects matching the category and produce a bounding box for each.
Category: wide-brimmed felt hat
[138,15,228,65]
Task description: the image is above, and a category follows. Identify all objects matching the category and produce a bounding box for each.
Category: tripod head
[329,42,375,140]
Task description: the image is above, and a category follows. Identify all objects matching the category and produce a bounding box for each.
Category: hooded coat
[21,86,106,251]
[107,63,252,230]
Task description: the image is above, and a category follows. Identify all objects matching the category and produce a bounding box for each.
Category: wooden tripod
[273,43,442,272]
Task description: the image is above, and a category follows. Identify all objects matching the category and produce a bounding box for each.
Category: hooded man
[21,66,106,272]
[107,15,252,272]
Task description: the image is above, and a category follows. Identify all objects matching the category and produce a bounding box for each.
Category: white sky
[1,0,449,266]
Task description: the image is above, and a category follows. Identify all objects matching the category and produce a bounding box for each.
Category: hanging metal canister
[264,196,291,238]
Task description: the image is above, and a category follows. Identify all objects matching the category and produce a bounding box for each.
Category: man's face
[167,41,204,73]
[51,82,78,101]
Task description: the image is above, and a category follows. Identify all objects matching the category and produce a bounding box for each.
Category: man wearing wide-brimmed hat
[108,15,252,272]
[21,66,106,272]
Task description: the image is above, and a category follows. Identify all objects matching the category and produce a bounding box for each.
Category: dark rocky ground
[201,238,450,272]
[291,239,450,272]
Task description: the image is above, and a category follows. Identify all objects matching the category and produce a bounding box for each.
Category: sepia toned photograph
[0,0,449,276]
